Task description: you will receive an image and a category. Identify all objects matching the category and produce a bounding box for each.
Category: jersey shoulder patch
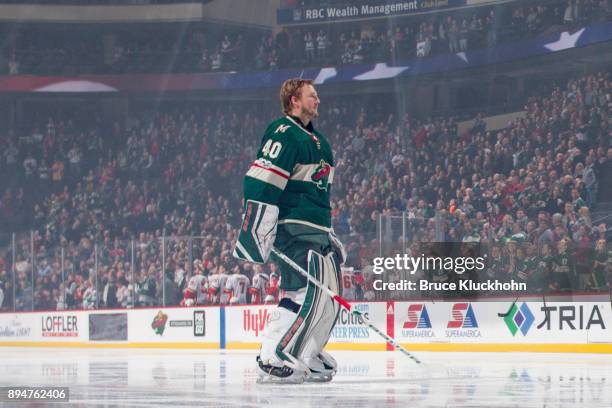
[273,124,291,134]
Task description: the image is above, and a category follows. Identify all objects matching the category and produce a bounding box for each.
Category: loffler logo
[403,304,432,329]
[503,302,535,336]
[243,309,270,337]
[41,315,78,337]
[447,303,478,328]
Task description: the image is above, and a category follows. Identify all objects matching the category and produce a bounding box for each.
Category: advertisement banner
[277,0,466,24]
[89,313,128,341]
[0,21,609,93]
[394,301,612,344]
[224,304,276,346]
[38,313,83,341]
[128,308,218,344]
[328,302,386,344]
[0,314,34,339]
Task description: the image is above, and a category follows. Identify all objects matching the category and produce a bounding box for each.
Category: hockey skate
[256,356,307,384]
[304,351,337,383]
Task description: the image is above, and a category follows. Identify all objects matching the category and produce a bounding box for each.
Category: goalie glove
[233,199,279,264]
[329,229,347,265]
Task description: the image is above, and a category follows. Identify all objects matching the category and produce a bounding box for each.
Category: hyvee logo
[243,309,270,336]
[446,303,481,338]
[502,302,535,336]
[41,315,78,337]
[401,304,434,338]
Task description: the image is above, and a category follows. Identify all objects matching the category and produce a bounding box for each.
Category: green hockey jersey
[243,115,334,231]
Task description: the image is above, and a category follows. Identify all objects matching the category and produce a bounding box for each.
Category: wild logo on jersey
[311,160,332,191]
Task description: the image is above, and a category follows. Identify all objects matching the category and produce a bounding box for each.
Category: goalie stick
[272,247,422,365]
[498,295,520,317]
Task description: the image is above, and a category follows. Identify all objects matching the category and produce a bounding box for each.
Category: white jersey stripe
[252,158,290,178]
[246,166,288,190]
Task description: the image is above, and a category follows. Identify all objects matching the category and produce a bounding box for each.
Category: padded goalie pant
[259,249,341,370]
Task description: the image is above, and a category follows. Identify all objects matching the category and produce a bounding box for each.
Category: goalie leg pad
[259,303,303,366]
[258,250,340,382]
[258,302,309,384]
[286,250,341,382]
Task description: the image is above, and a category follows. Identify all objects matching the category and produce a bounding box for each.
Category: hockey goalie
[233,79,346,384]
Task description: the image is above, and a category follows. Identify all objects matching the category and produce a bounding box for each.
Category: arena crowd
[0,69,610,310]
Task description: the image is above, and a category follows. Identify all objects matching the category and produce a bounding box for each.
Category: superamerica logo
[404,304,432,329]
[401,304,434,338]
[446,303,481,338]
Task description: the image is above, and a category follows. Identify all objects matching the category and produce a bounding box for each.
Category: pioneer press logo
[401,304,434,338]
[446,303,481,338]
[503,302,535,336]
[331,303,369,339]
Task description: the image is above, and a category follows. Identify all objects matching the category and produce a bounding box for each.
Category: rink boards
[0,301,611,353]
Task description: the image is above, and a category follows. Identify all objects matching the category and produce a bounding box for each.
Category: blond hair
[280,78,314,115]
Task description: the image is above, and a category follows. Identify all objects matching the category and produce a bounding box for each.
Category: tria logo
[447,303,478,328]
[311,160,332,191]
[243,309,270,336]
[275,124,290,133]
[403,304,432,329]
[502,302,535,336]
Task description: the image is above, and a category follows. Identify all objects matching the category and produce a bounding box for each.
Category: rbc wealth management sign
[277,0,466,24]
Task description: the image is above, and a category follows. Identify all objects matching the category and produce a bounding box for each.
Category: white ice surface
[0,348,611,407]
